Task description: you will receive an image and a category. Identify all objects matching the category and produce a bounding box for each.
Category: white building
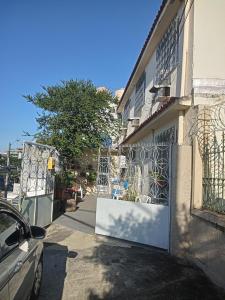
[116,0,225,289]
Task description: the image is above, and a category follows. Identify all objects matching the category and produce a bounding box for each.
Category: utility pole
[4,142,11,199]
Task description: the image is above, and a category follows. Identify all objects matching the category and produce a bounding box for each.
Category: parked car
[0,200,46,300]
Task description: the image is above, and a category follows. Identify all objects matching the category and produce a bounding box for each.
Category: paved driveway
[54,194,96,234]
[38,195,224,300]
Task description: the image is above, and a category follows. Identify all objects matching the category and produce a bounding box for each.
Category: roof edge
[120,96,192,145]
[117,0,169,111]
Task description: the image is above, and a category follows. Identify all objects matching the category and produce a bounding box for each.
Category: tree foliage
[24,80,119,161]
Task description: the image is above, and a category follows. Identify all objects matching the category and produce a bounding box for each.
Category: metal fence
[20,142,57,197]
[193,102,225,214]
[21,194,54,227]
[18,142,59,226]
[202,132,225,213]
[97,144,171,205]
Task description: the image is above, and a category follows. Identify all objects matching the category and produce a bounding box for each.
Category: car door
[0,259,10,300]
[0,217,9,300]
[0,212,18,300]
[8,239,37,300]
[0,211,37,300]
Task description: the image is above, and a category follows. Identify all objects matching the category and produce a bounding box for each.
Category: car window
[0,213,20,260]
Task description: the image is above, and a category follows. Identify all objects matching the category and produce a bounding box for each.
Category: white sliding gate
[95,144,171,250]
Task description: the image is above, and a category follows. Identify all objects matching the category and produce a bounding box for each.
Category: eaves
[121,97,191,145]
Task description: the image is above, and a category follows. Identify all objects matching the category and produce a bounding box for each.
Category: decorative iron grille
[155,126,176,144]
[97,143,171,205]
[191,101,225,214]
[123,99,131,126]
[202,132,225,214]
[96,156,110,194]
[134,72,146,116]
[20,142,58,197]
[155,15,179,85]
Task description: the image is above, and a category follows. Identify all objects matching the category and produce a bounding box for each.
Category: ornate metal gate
[96,143,171,249]
[97,143,171,206]
[19,142,59,226]
[96,156,110,194]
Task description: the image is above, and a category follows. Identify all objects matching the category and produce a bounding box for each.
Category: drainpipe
[177,110,185,145]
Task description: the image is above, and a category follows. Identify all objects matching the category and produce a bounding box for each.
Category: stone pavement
[39,195,225,300]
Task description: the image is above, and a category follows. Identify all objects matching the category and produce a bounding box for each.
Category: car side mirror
[30,226,46,239]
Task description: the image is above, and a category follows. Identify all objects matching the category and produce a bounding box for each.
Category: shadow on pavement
[39,242,77,300]
[84,211,225,300]
[85,241,224,300]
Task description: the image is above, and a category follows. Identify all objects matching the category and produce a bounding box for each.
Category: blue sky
[0,0,161,151]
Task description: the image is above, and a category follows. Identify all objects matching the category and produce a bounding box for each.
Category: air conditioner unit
[150,85,170,95]
[120,127,127,135]
[156,96,171,103]
[150,85,170,103]
[128,117,140,127]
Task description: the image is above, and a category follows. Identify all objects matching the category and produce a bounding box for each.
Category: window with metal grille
[156,16,179,85]
[155,127,176,144]
[123,99,131,126]
[134,72,146,116]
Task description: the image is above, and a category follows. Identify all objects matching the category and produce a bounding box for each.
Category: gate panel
[96,156,110,194]
[19,142,58,226]
[96,198,170,249]
[96,143,171,249]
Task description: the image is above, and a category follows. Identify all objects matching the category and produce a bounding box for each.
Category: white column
[177,110,184,145]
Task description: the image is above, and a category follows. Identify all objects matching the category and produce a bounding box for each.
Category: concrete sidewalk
[54,194,97,234]
[39,221,225,300]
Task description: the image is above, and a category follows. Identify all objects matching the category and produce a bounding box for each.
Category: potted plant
[149,171,167,188]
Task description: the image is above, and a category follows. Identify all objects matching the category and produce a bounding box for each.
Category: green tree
[24,80,119,162]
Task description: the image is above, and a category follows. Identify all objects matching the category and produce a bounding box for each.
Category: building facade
[117,0,225,289]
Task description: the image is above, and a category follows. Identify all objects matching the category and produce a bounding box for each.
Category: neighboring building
[115,88,124,101]
[96,88,124,193]
[96,87,124,146]
[116,0,225,289]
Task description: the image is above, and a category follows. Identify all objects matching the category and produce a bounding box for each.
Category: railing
[202,132,225,214]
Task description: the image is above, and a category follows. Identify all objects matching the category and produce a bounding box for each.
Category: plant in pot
[126,187,138,202]
[149,171,167,188]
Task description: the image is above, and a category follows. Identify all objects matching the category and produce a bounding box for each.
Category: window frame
[0,210,28,262]
[155,15,179,85]
[134,72,146,116]
[123,99,131,126]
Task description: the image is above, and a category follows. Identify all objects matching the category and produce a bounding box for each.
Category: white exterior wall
[116,0,225,289]
[120,3,186,140]
[193,0,225,97]
[193,0,225,80]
